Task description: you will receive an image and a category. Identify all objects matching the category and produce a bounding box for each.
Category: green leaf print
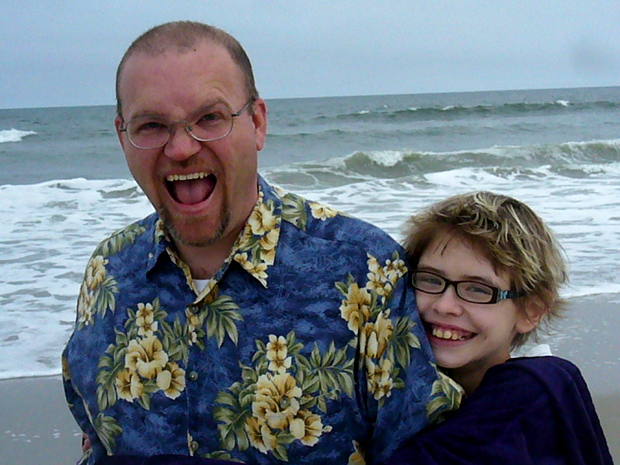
[93,223,146,258]
[94,413,122,454]
[214,384,253,451]
[391,316,421,369]
[200,294,243,347]
[272,443,289,462]
[202,451,243,462]
[426,373,464,424]
[280,191,308,229]
[308,342,354,399]
[95,276,118,318]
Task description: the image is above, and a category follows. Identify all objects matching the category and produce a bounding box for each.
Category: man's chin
[171,230,222,248]
[160,209,229,249]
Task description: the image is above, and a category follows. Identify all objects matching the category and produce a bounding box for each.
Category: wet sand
[0,375,83,465]
[1,294,618,464]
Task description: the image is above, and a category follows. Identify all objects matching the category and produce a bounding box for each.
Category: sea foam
[0,128,37,143]
[2,87,620,381]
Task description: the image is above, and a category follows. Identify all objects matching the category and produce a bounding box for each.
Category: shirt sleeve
[62,352,104,465]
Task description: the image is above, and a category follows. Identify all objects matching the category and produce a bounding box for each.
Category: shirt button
[190,440,200,453]
[188,371,198,381]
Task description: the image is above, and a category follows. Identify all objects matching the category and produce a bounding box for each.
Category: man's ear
[252,98,268,152]
[114,115,127,151]
[516,297,547,334]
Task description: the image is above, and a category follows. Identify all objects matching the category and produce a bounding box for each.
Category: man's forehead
[119,42,243,92]
[119,51,246,117]
[123,40,231,69]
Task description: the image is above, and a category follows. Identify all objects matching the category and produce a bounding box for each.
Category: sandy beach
[0,375,83,465]
[1,294,618,465]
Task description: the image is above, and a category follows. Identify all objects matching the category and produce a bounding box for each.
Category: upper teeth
[167,172,209,181]
[432,327,465,341]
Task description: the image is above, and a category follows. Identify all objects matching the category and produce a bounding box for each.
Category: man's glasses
[119,101,253,149]
[410,270,525,305]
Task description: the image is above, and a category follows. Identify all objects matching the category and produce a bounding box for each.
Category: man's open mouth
[166,172,216,205]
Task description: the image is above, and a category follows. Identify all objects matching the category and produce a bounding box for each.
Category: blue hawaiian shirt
[62,175,461,465]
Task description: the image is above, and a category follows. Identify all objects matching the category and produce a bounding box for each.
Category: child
[388,192,613,464]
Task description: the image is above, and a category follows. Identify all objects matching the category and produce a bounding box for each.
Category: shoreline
[1,294,618,464]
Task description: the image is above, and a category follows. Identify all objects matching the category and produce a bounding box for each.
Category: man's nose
[163,122,202,161]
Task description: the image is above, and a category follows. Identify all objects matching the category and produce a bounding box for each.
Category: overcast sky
[2,0,620,109]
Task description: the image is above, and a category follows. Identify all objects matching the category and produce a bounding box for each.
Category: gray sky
[2,0,620,109]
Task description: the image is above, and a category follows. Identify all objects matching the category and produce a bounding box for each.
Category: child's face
[415,231,534,393]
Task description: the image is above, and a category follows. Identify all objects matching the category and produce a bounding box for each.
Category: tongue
[171,177,216,205]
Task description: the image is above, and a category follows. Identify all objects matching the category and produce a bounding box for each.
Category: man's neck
[175,229,240,280]
[174,180,261,280]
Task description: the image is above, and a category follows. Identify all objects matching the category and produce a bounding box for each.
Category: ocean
[1,86,620,380]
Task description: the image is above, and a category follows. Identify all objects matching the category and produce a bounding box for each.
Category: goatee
[159,207,230,248]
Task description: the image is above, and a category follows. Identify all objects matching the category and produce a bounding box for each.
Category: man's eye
[133,120,167,133]
[197,111,226,125]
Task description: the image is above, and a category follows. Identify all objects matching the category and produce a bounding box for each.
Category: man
[62,21,460,465]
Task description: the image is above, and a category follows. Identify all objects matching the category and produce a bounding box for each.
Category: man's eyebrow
[127,99,231,120]
[190,100,231,114]
[127,109,167,120]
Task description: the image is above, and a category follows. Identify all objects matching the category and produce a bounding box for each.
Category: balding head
[115,21,259,118]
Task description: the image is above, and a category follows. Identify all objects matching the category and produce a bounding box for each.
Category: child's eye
[413,272,445,290]
[462,282,493,296]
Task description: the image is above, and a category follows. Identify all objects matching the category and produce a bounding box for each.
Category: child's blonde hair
[403,191,568,349]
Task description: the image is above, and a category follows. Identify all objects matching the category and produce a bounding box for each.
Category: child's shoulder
[486,356,590,404]
[464,356,594,427]
[504,355,582,381]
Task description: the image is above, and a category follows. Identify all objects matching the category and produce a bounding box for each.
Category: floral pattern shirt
[62,176,461,465]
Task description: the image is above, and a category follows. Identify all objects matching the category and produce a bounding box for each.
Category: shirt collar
[147,175,283,297]
[230,176,282,289]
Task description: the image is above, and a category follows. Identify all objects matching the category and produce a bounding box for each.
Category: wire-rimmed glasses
[119,100,253,149]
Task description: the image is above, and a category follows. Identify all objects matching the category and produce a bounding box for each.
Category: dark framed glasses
[411,270,525,305]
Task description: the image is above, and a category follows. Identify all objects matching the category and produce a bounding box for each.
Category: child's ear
[515,297,546,334]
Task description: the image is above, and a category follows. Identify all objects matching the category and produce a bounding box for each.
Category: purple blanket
[385,356,614,464]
